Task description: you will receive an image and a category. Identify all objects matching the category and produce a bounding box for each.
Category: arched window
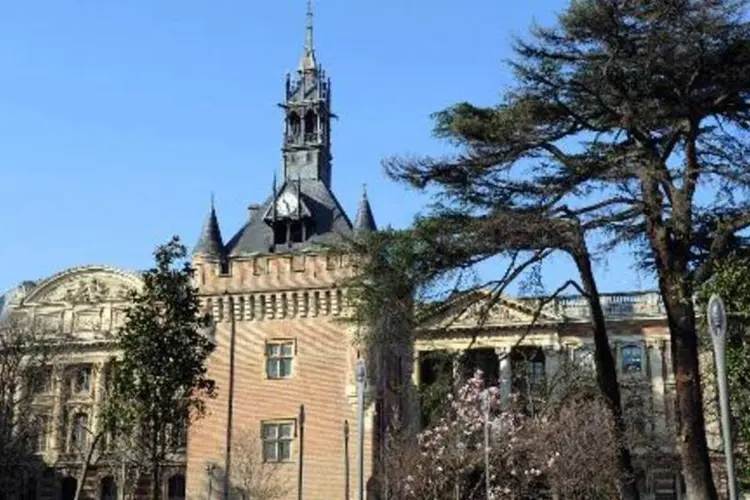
[621,344,643,374]
[303,110,317,138]
[60,477,77,500]
[288,112,301,140]
[100,476,117,500]
[167,474,186,500]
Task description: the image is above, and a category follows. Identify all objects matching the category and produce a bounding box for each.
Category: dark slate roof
[193,205,225,258]
[226,179,353,256]
[354,190,377,233]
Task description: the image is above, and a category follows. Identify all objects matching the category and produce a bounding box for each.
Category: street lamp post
[298,404,305,500]
[482,390,491,500]
[707,294,738,500]
[356,359,366,500]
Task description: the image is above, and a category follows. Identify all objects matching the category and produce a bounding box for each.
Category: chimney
[248,204,261,221]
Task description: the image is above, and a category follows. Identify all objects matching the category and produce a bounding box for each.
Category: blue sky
[0,0,654,294]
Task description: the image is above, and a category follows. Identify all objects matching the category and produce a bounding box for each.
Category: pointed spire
[354,184,377,233]
[299,0,317,72]
[194,194,225,258]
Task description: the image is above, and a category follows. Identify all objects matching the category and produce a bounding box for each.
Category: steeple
[193,195,225,258]
[354,185,377,233]
[299,0,317,73]
[281,1,333,187]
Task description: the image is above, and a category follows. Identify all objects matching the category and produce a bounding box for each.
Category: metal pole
[356,360,366,500]
[205,464,215,500]
[344,420,350,500]
[708,295,738,500]
[482,390,490,499]
[298,404,305,500]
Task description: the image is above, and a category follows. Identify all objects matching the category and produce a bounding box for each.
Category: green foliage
[110,236,216,498]
[380,1,750,495]
[698,255,750,489]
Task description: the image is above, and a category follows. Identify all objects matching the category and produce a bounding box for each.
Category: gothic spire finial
[305,0,314,51]
[299,0,317,72]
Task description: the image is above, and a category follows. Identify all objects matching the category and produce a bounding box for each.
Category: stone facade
[411,291,710,500]
[0,266,187,500]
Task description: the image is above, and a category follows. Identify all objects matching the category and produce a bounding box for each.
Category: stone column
[412,351,421,387]
[648,342,667,437]
[49,367,63,456]
[613,340,622,373]
[496,347,512,402]
[452,350,463,388]
[544,345,561,401]
[91,361,106,436]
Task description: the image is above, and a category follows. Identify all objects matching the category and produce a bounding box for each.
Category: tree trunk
[660,272,718,500]
[571,248,640,500]
[74,431,103,500]
[152,460,161,500]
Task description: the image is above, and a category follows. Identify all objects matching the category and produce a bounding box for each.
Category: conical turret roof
[354,187,377,233]
[194,198,225,258]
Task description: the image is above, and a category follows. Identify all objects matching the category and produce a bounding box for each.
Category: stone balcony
[538,291,666,321]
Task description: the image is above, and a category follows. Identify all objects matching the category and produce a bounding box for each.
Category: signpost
[707,294,738,500]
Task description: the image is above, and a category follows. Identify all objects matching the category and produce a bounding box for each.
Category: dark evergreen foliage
[110,236,216,500]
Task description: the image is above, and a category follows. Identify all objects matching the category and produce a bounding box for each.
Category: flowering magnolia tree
[389,370,555,500]
[382,364,673,500]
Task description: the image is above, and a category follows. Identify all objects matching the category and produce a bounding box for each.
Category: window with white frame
[620,344,643,374]
[261,421,295,462]
[32,415,49,452]
[72,365,92,394]
[266,341,294,379]
[69,412,89,451]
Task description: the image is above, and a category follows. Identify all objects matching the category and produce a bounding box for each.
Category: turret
[193,196,225,259]
[354,186,377,234]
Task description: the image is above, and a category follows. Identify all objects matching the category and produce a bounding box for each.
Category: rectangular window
[261,421,295,462]
[33,415,49,452]
[621,344,643,374]
[70,413,88,451]
[266,341,294,379]
[27,366,53,395]
[72,365,92,394]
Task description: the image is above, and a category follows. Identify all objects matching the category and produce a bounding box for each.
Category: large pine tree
[377,0,750,497]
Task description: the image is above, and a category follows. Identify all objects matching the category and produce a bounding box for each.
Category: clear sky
[0,0,655,295]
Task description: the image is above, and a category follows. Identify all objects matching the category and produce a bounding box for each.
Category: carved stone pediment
[23,266,142,306]
[423,292,562,331]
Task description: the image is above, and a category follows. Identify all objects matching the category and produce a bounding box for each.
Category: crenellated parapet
[194,251,353,295]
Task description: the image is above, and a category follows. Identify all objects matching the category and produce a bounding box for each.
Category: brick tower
[186,2,381,499]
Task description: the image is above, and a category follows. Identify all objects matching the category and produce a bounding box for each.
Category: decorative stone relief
[73,309,102,332]
[33,275,135,306]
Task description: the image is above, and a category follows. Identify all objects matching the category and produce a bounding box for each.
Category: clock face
[276,191,299,218]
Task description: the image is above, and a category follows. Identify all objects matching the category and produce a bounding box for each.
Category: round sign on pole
[708,294,727,339]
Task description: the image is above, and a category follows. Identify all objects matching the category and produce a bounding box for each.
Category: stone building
[413,290,695,500]
[0,266,188,500]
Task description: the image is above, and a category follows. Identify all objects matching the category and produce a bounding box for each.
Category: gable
[421,292,562,331]
[22,266,142,306]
